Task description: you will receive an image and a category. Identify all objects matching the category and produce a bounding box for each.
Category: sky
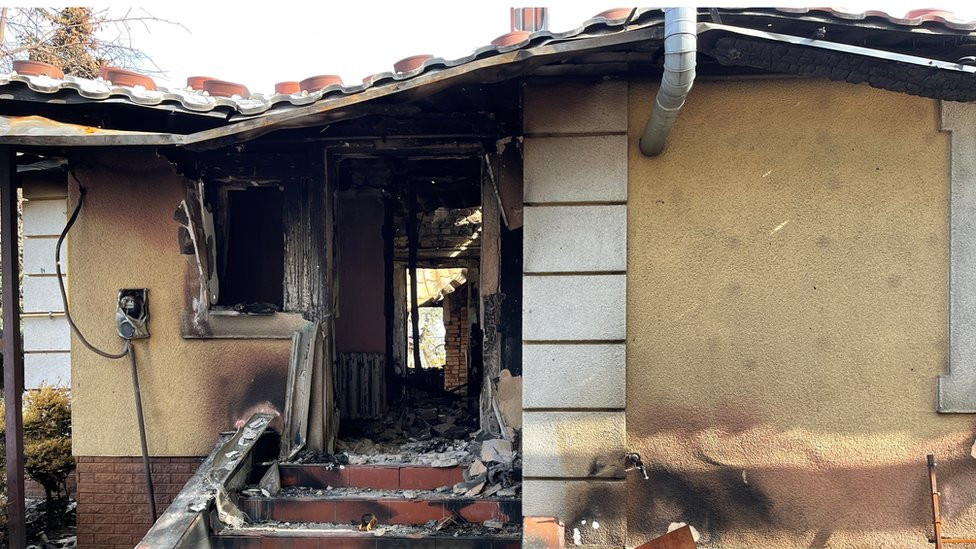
[101,0,976,94]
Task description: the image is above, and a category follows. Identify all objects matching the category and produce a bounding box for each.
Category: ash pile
[291,396,480,466]
[284,395,522,498]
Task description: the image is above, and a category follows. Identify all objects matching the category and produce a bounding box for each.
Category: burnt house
[3,7,976,549]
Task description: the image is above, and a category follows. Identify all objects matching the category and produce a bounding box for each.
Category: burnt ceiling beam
[250,112,508,145]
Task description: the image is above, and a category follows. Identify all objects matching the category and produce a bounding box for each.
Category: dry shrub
[23,386,73,527]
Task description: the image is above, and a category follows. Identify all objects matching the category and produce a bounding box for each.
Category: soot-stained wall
[335,192,386,353]
[69,149,291,457]
[626,79,976,548]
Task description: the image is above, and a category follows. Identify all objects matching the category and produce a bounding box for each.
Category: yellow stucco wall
[69,149,291,457]
[627,79,976,548]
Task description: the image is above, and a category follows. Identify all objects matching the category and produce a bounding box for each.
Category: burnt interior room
[331,154,488,441]
[163,78,525,456]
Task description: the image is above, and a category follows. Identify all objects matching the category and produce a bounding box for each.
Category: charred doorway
[331,154,493,449]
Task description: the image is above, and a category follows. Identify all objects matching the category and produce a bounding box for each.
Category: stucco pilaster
[938,100,976,412]
[522,79,629,548]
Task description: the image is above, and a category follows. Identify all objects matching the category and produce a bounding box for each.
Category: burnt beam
[1,144,26,549]
[407,173,422,375]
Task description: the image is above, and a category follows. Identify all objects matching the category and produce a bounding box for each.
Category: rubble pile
[24,497,77,549]
[347,397,479,442]
[237,520,521,538]
[338,437,474,466]
[289,397,486,466]
[452,437,520,498]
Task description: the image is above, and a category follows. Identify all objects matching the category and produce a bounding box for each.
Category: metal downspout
[639,7,698,156]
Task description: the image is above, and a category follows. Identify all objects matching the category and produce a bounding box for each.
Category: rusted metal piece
[239,495,519,525]
[280,322,335,459]
[1,145,26,549]
[0,115,182,145]
[280,323,314,460]
[136,412,274,549]
[636,525,697,549]
[928,454,976,547]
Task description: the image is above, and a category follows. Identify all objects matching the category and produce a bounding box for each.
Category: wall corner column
[521,80,629,548]
[938,100,976,413]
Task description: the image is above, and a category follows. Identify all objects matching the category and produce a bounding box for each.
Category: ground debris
[480,438,513,464]
[24,497,77,549]
[269,396,522,500]
[215,485,248,528]
[258,461,281,496]
[237,520,521,538]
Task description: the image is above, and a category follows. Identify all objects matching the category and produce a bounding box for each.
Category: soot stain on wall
[209,350,289,430]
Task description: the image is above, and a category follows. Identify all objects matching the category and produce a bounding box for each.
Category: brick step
[277,464,465,491]
[214,528,520,549]
[240,496,521,526]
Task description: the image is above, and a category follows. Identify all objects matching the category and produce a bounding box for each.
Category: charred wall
[627,79,976,548]
[68,149,291,457]
[335,191,387,353]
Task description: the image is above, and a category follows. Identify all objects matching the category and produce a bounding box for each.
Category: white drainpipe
[639,7,698,156]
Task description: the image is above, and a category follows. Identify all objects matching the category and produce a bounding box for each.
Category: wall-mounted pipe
[639,7,698,156]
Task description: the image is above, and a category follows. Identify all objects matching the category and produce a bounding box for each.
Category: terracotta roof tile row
[0,8,652,118]
[1,7,974,120]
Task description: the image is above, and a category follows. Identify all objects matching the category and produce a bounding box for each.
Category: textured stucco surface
[69,149,291,456]
[627,79,976,548]
[524,136,629,203]
[523,274,626,341]
[522,79,631,548]
[522,343,626,409]
[524,205,627,272]
[524,81,628,134]
[523,411,627,478]
[938,101,976,412]
[523,479,627,547]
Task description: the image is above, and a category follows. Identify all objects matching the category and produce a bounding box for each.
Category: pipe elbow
[640,7,698,157]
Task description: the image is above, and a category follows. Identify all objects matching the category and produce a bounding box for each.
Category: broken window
[216,186,285,309]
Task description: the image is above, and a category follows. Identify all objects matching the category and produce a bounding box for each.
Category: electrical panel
[117,288,149,340]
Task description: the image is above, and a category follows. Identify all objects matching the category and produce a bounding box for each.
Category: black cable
[55,179,128,359]
[57,171,156,521]
[126,341,157,521]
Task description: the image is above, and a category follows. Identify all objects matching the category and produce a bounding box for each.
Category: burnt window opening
[406,305,446,370]
[216,186,285,309]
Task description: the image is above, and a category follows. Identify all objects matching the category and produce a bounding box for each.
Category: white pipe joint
[640,8,698,156]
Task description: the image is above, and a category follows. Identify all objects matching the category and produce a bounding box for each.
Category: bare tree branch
[0,7,186,78]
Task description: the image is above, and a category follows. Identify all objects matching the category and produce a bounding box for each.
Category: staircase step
[241,496,521,526]
[279,464,465,491]
[215,527,520,549]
